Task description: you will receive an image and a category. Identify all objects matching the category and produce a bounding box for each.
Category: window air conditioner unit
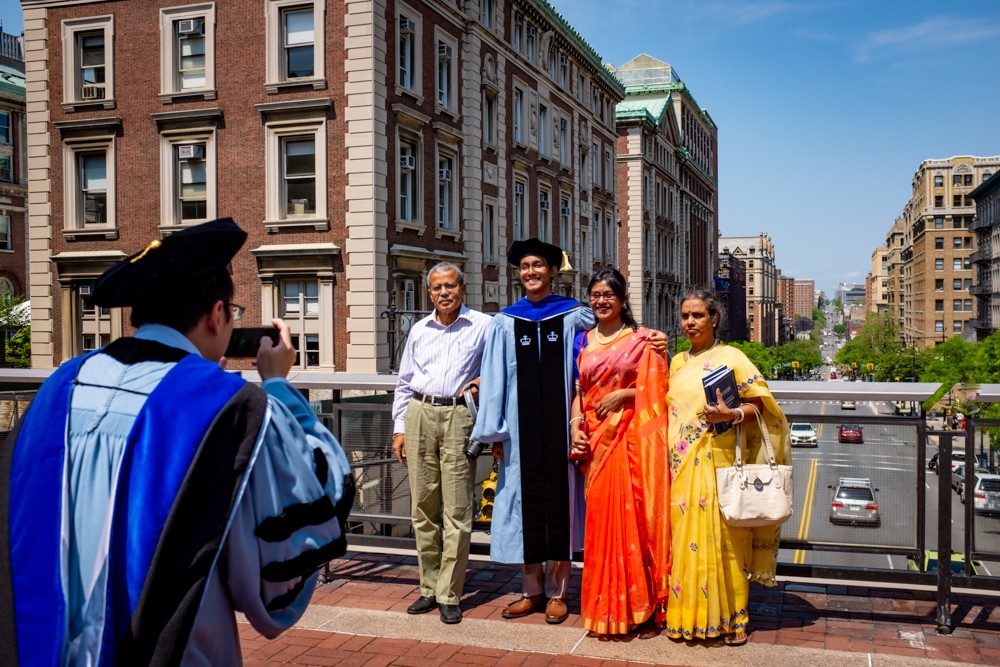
[560,205,571,216]
[438,168,451,181]
[177,144,204,160]
[539,200,550,211]
[560,54,569,66]
[514,183,524,195]
[400,155,415,170]
[177,19,204,35]
[399,16,415,32]
[81,85,105,100]
[438,43,451,58]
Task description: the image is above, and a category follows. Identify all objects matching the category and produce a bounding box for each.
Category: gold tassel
[559,251,573,272]
[130,239,162,264]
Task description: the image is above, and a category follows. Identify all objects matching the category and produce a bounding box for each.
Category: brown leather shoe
[502,594,545,619]
[544,597,569,624]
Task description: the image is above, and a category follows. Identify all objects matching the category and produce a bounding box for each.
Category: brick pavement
[239,552,1000,666]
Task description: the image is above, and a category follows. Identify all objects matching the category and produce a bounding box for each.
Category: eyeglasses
[519,261,548,272]
[228,303,245,321]
[589,291,617,302]
[430,282,461,294]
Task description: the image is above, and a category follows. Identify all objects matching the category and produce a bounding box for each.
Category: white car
[790,422,818,447]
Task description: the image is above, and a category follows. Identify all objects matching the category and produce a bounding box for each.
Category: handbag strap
[733,404,778,468]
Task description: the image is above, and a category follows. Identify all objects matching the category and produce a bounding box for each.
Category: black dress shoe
[407,596,438,614]
[439,604,463,624]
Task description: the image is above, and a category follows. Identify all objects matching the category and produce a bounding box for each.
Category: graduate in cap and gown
[470,238,593,624]
[0,218,353,666]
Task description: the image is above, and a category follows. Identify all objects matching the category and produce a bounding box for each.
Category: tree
[0,292,29,368]
[726,341,777,378]
[832,323,846,336]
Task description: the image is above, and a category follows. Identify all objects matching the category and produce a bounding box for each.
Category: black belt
[412,391,465,407]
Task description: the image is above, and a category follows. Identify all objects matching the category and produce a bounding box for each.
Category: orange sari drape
[578,328,670,635]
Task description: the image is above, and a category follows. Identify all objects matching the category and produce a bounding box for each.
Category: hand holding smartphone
[224,327,280,358]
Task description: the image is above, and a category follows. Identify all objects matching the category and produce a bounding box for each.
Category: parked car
[790,422,818,447]
[963,473,1000,514]
[828,477,879,526]
[906,550,981,575]
[952,463,977,493]
[838,423,864,443]
[840,400,856,410]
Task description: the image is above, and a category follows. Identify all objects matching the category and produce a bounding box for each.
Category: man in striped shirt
[391,262,493,624]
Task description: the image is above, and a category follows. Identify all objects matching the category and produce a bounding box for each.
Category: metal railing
[2,372,999,632]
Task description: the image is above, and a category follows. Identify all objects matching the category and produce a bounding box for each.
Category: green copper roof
[615,96,670,125]
[0,65,25,101]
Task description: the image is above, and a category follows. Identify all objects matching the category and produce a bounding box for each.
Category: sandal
[723,631,747,647]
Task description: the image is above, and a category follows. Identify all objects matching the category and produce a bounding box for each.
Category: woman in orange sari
[570,268,670,638]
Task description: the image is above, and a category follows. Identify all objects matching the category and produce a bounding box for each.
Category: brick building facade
[22,0,623,370]
[0,28,26,299]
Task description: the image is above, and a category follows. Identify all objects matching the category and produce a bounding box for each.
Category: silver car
[790,422,818,447]
[829,477,880,526]
[963,474,1000,515]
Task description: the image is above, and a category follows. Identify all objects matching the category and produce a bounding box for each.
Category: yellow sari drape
[577,328,670,635]
[664,344,789,640]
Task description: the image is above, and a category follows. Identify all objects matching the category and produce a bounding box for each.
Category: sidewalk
[239,551,1000,666]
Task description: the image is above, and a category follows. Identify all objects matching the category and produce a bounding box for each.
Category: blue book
[703,365,740,434]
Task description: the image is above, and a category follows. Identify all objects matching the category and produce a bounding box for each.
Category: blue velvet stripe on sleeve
[9,353,90,667]
[101,355,245,665]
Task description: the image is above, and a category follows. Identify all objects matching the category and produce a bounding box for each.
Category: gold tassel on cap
[560,251,573,272]
[130,239,162,264]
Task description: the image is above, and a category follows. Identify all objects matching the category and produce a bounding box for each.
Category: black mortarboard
[92,217,247,307]
[506,238,564,268]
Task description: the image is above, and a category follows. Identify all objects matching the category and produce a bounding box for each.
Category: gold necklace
[685,339,718,360]
[594,323,627,345]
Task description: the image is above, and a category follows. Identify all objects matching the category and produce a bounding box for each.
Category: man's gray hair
[426,262,465,288]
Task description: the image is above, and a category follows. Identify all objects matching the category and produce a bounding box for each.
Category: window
[591,142,598,184]
[513,88,523,143]
[937,279,945,291]
[935,216,944,229]
[559,53,568,86]
[559,197,570,247]
[953,258,962,270]
[484,200,496,262]
[547,47,556,79]
[159,5,216,100]
[935,258,944,270]
[965,257,972,269]
[62,16,115,108]
[526,24,535,61]
[935,175,943,187]
[592,212,600,260]
[436,37,455,110]
[538,188,550,242]
[965,278,973,289]
[481,0,493,28]
[398,135,419,223]
[580,148,588,188]
[953,278,962,290]
[604,214,614,260]
[437,153,455,229]
[0,111,9,144]
[604,148,611,189]
[281,279,321,369]
[0,155,10,183]
[482,91,496,145]
[953,195,962,207]
[80,152,109,226]
[265,1,324,91]
[953,237,963,248]
[78,283,112,353]
[954,321,963,333]
[0,215,10,251]
[951,299,960,311]
[282,137,316,217]
[965,174,973,186]
[261,103,328,229]
[538,104,547,156]
[965,299,973,311]
[512,12,522,51]
[160,134,217,226]
[398,11,419,92]
[935,196,943,207]
[935,237,944,250]
[953,174,962,187]
[559,118,568,164]
[513,180,525,240]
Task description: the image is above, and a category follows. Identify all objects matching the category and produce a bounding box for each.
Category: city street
[778,397,1000,575]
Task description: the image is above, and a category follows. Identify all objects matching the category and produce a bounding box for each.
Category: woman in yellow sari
[569,269,670,638]
[665,289,789,646]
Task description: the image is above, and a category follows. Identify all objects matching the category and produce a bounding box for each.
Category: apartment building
[899,156,999,349]
[0,28,25,298]
[884,218,905,332]
[867,247,888,314]
[609,54,718,333]
[719,233,777,345]
[970,172,1000,339]
[716,249,746,342]
[21,0,623,370]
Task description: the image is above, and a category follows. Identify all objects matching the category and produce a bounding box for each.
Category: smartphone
[225,326,280,358]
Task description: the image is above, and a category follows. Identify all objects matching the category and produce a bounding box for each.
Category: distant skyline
[4,2,1000,296]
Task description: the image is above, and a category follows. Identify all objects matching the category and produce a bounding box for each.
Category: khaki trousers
[404,399,476,605]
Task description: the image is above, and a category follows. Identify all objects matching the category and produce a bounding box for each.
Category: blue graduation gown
[471,295,594,564]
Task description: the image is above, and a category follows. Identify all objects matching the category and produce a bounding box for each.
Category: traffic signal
[479,470,498,522]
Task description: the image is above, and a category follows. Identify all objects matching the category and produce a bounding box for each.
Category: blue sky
[3,2,1000,295]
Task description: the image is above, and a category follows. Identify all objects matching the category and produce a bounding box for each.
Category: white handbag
[715,405,793,527]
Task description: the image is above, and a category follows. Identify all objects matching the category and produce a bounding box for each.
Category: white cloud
[855,16,1000,63]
